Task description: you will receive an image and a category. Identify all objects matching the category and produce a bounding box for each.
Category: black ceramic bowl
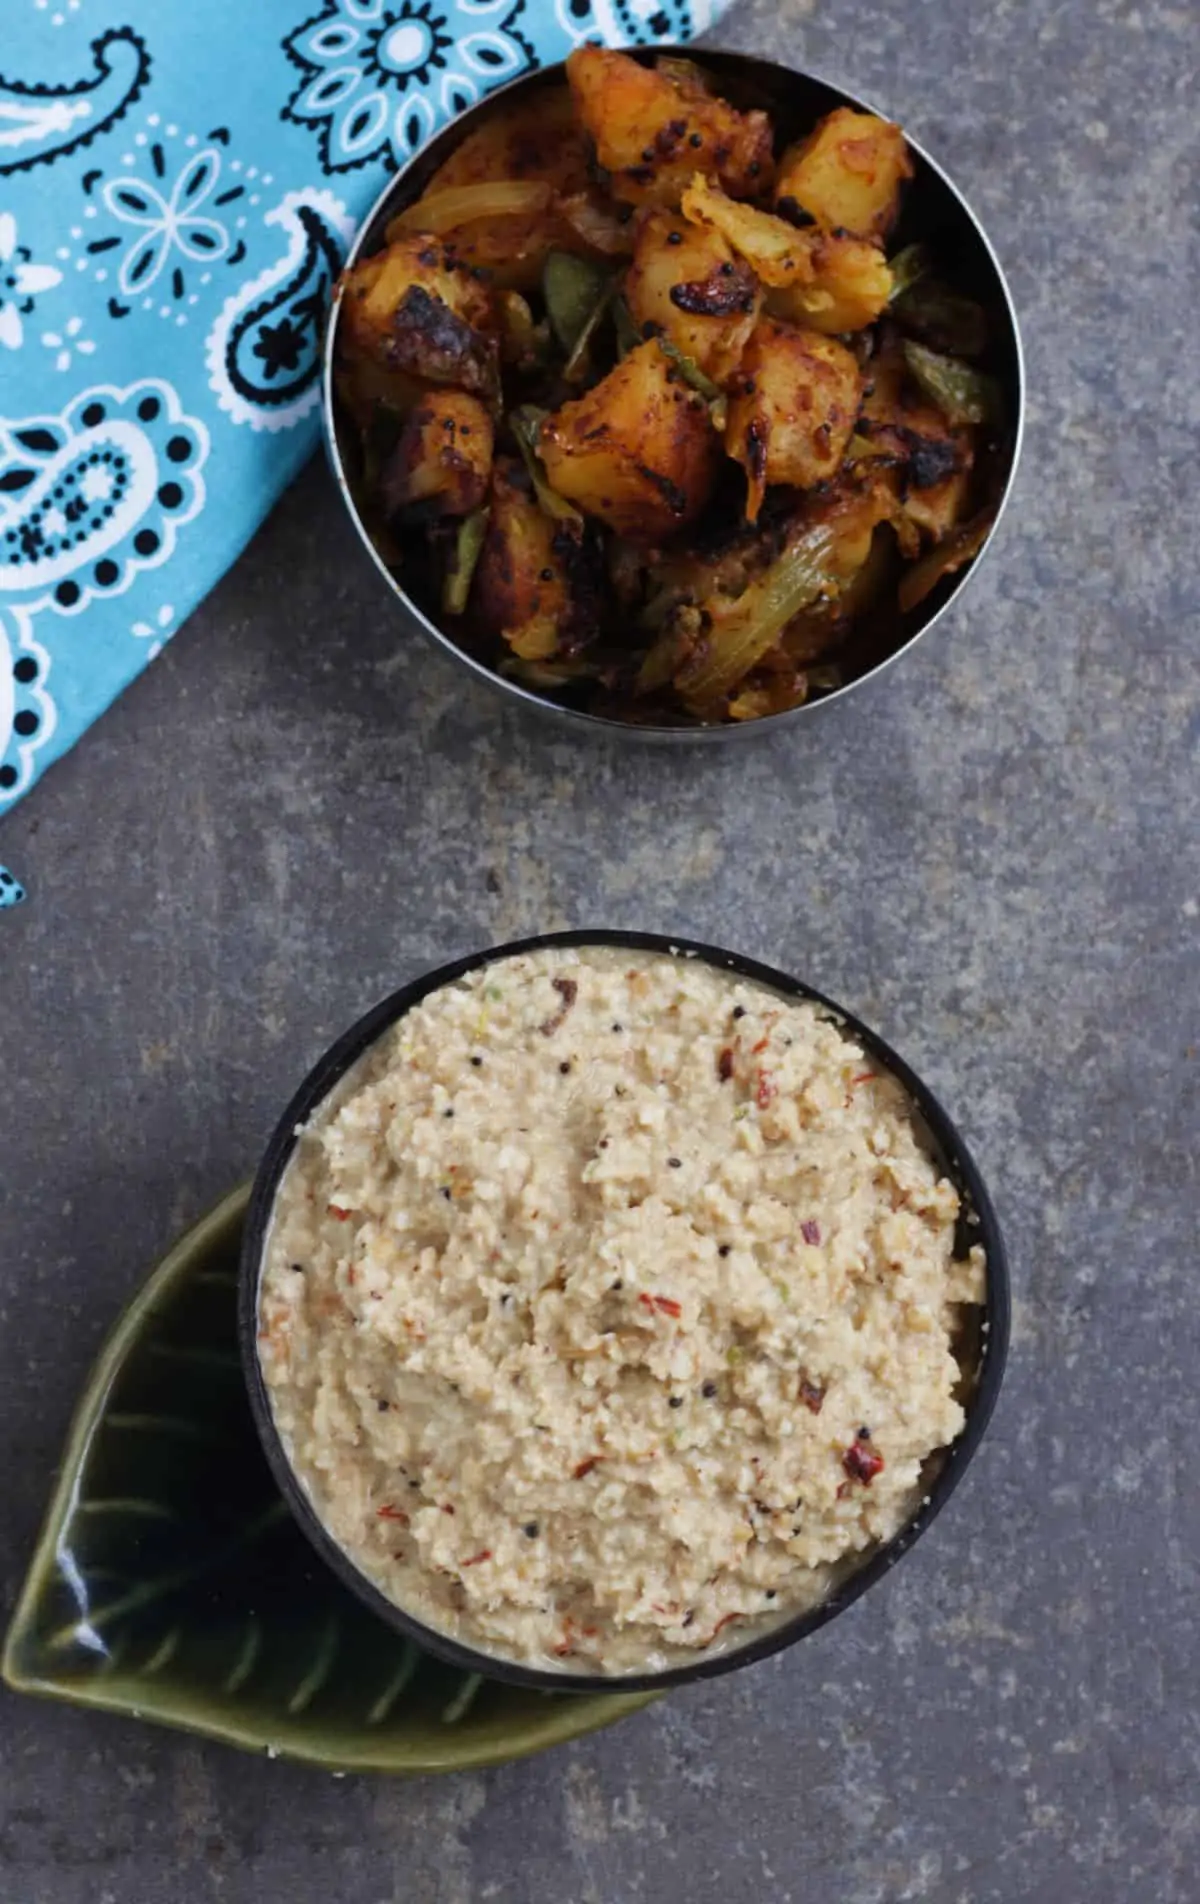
[323,49,1024,741]
[240,931,1009,1694]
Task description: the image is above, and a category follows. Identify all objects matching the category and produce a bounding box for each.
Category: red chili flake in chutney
[851,1072,876,1087]
[798,1377,825,1414]
[842,1442,885,1484]
[756,1072,777,1109]
[639,1291,682,1319]
[327,1204,353,1221]
[461,1549,492,1567]
[377,1504,409,1523]
[573,1455,603,1479]
[717,1046,735,1081]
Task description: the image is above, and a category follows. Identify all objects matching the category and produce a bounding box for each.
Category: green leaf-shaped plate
[1,1187,657,1772]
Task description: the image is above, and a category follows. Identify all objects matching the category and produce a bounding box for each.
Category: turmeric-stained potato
[380,392,493,521]
[902,466,973,542]
[387,87,608,290]
[567,46,774,207]
[766,229,893,333]
[775,109,912,242]
[424,85,592,198]
[539,339,719,539]
[624,210,760,385]
[681,176,812,286]
[726,319,861,519]
[473,457,575,660]
[682,179,892,332]
[338,236,498,397]
[859,333,973,524]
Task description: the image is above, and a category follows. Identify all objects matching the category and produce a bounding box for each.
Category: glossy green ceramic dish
[1,1186,657,1773]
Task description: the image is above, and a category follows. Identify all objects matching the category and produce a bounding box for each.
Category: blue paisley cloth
[0,0,723,905]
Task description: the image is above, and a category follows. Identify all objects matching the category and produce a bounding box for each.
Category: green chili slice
[903,341,1004,428]
[543,250,612,355]
[887,244,931,301]
[509,405,583,526]
[441,505,489,617]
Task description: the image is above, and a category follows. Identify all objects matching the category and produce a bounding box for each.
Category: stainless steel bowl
[240,930,1010,1694]
[322,50,1025,740]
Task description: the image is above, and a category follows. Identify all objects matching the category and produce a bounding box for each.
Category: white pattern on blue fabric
[0,0,719,892]
[0,210,62,349]
[205,189,355,431]
[0,380,208,613]
[0,605,56,802]
[101,147,231,296]
[282,0,534,175]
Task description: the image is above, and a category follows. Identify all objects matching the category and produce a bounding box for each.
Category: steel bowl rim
[321,45,1025,744]
[239,928,1011,1695]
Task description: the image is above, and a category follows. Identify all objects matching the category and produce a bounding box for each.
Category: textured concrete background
[2,1,1197,1899]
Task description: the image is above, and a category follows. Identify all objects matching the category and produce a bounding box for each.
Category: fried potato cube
[765,230,893,333]
[424,85,592,197]
[775,108,912,242]
[682,176,892,334]
[623,210,761,385]
[539,339,720,539]
[387,87,598,292]
[380,391,493,521]
[567,46,774,207]
[474,457,575,660]
[337,235,498,398]
[857,333,974,542]
[680,176,809,286]
[725,319,861,519]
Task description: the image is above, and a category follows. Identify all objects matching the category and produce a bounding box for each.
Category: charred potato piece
[381,391,493,521]
[902,466,973,541]
[765,231,893,334]
[539,339,719,540]
[390,89,617,290]
[682,177,892,334]
[623,210,761,385]
[859,333,974,538]
[775,109,912,242]
[726,319,861,519]
[567,46,774,207]
[425,85,592,197]
[338,236,498,398]
[681,176,814,286]
[473,457,577,660]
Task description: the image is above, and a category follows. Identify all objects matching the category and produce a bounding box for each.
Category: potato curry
[333,48,1006,725]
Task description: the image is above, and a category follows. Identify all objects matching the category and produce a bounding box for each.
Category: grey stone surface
[2,0,1198,1898]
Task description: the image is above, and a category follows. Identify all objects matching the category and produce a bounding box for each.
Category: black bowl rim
[321,45,1026,745]
[239,930,1010,1695]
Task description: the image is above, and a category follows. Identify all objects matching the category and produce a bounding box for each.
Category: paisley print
[0,382,208,613]
[0,605,55,804]
[0,27,151,177]
[204,188,354,430]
